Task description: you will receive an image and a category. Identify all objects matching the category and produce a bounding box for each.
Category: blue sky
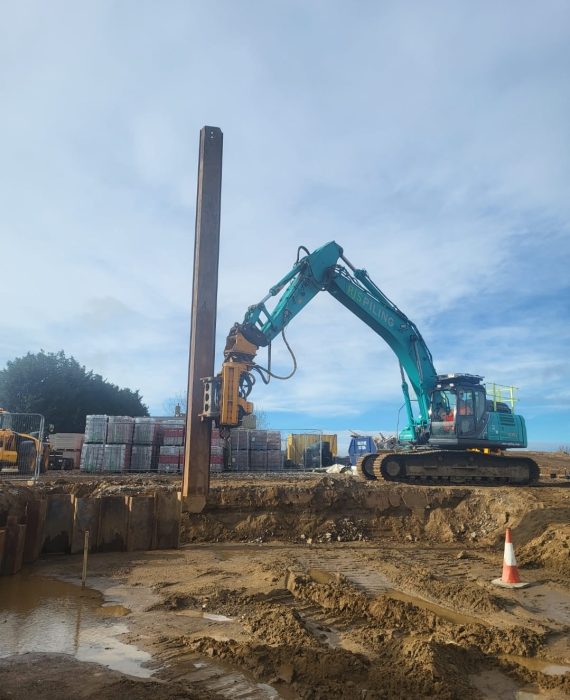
[1,1,569,451]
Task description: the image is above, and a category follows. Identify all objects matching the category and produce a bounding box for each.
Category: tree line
[0,350,148,433]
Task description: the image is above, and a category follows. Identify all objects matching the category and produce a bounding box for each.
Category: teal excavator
[202,241,539,484]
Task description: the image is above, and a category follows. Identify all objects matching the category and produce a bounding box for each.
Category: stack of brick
[158,419,185,473]
[81,415,134,473]
[103,444,131,472]
[229,429,282,472]
[84,415,108,444]
[131,418,159,472]
[106,416,135,445]
[210,427,225,472]
[80,443,105,472]
[81,416,107,472]
[104,416,134,472]
[230,429,249,470]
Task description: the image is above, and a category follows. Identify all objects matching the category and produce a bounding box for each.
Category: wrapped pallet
[106,416,135,444]
[130,445,154,471]
[230,429,249,451]
[267,449,283,471]
[249,451,267,471]
[84,415,108,444]
[210,443,224,472]
[133,417,159,445]
[249,430,281,451]
[230,451,249,471]
[160,419,185,446]
[103,444,131,472]
[80,443,105,472]
[158,445,184,473]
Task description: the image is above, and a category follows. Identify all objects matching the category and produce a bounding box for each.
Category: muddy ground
[1,453,569,699]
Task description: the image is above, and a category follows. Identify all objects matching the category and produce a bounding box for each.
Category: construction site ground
[1,451,569,699]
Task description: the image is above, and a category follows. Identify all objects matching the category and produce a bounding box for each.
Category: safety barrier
[0,412,45,480]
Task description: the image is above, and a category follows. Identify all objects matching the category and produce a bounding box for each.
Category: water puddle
[523,586,570,626]
[502,655,570,676]
[386,589,485,626]
[0,572,152,677]
[307,567,336,585]
[174,609,234,622]
[470,668,566,700]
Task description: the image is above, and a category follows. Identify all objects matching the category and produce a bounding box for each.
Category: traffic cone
[492,528,530,589]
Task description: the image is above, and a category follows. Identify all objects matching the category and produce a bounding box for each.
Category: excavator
[202,241,539,485]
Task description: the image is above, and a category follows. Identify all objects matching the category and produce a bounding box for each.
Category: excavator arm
[203,241,437,442]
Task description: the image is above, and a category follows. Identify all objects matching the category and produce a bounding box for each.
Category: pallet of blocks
[160,419,185,446]
[229,429,283,472]
[131,418,159,472]
[106,416,135,444]
[158,446,184,473]
[84,415,108,444]
[103,444,131,472]
[80,443,105,472]
[210,427,225,472]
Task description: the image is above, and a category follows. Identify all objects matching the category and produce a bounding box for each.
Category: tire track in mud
[154,643,283,699]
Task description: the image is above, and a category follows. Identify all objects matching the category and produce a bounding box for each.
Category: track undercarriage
[356,450,540,485]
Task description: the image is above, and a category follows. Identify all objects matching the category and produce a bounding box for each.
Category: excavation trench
[0,472,569,699]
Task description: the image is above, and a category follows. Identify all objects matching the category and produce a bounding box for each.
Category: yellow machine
[202,324,254,433]
[0,409,48,474]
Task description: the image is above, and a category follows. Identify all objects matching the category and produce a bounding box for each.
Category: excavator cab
[429,375,488,445]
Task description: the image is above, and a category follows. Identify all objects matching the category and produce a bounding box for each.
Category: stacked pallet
[158,419,185,473]
[106,416,135,444]
[84,415,108,444]
[81,415,134,473]
[81,416,108,472]
[131,417,159,471]
[81,415,227,474]
[229,429,282,472]
[210,427,225,473]
[48,433,84,469]
[80,443,105,472]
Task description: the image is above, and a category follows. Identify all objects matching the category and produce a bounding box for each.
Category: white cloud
[0,1,568,440]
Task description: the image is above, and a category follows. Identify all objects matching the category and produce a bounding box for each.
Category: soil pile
[519,524,570,578]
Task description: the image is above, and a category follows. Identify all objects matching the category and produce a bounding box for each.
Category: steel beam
[182,126,223,511]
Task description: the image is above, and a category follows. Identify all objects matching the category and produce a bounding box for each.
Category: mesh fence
[0,412,45,479]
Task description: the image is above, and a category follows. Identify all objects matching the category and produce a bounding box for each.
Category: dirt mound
[241,602,321,647]
[286,572,547,658]
[187,637,370,699]
[394,565,506,615]
[518,524,570,578]
[178,478,567,546]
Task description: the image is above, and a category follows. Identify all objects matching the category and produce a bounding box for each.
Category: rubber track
[357,451,540,485]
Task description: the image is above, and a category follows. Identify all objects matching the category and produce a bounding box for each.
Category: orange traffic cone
[492,528,530,589]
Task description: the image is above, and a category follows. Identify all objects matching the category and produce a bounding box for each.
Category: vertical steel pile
[182,126,223,511]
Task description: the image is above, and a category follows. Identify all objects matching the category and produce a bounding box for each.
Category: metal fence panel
[0,412,45,480]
